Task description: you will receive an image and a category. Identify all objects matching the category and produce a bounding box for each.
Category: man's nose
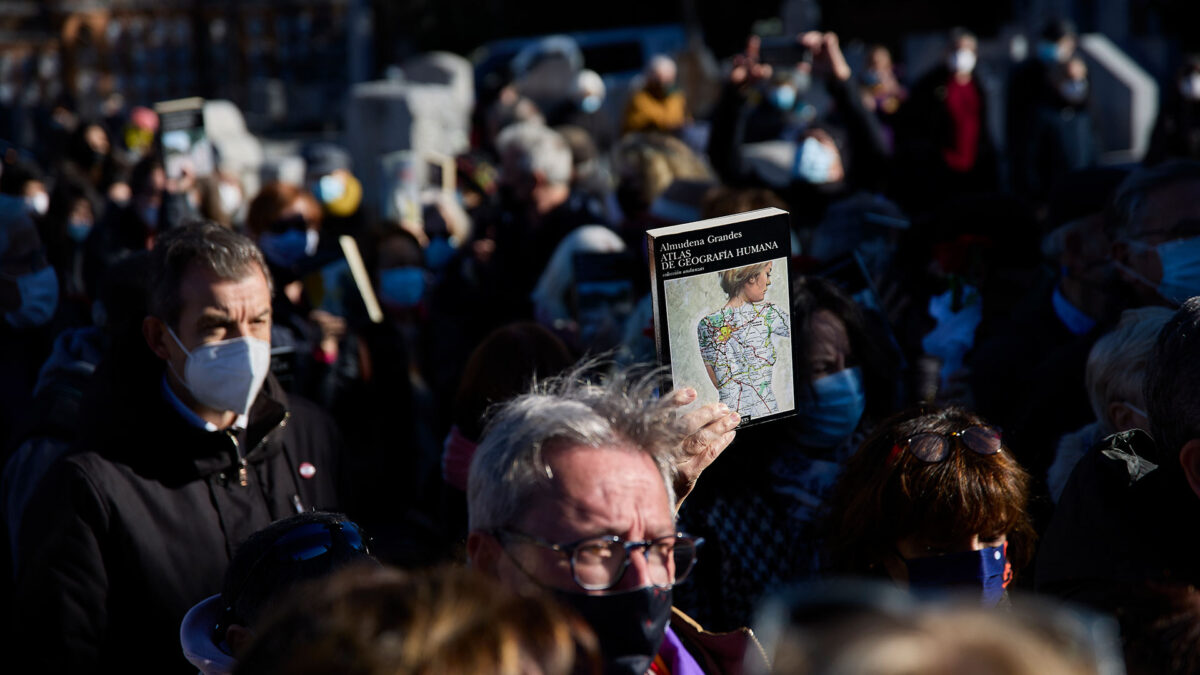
[613,547,656,592]
[226,322,253,340]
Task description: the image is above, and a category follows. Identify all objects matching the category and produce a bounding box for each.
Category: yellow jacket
[622,89,687,134]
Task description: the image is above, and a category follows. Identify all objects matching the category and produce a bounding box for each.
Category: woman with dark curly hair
[823,406,1035,606]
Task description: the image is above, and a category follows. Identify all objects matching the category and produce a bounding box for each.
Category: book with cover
[646,207,796,426]
[154,97,214,180]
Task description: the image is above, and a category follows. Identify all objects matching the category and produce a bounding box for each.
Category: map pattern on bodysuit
[697,302,791,418]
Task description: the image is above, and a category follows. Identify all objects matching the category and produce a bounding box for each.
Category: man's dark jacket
[1035,429,1200,609]
[11,365,341,674]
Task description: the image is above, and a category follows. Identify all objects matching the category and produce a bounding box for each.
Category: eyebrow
[197,309,234,327]
[196,307,272,327]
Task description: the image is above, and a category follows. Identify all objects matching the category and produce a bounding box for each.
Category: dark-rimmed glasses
[495,529,702,592]
[892,425,1003,463]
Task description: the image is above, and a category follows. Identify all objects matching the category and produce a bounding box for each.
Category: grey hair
[148,219,273,330]
[496,121,573,187]
[467,364,686,533]
[1144,297,1200,456]
[1110,159,1200,240]
[646,55,676,80]
[1086,306,1173,433]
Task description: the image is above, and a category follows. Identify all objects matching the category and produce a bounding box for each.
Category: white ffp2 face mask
[949,49,977,75]
[166,326,271,415]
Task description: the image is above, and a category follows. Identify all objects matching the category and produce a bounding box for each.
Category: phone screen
[758,37,812,67]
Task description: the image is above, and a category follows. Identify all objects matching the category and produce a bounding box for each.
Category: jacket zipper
[225,412,290,487]
[225,430,248,487]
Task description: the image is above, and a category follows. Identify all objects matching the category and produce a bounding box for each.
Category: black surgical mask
[552,586,672,675]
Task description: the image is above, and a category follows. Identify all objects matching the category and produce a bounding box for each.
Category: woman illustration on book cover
[697,260,791,418]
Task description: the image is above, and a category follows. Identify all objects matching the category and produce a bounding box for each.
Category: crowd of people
[2,14,1200,674]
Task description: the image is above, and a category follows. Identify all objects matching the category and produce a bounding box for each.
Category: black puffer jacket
[11,368,341,674]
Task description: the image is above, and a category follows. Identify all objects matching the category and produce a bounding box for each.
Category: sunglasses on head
[212,520,370,643]
[889,424,1003,464]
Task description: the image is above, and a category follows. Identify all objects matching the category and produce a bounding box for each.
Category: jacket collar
[669,606,770,675]
[99,370,290,480]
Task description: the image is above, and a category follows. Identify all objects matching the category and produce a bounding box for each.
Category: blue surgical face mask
[4,265,59,328]
[68,220,92,243]
[259,229,312,269]
[580,94,603,114]
[769,85,796,111]
[1122,236,1200,305]
[1037,41,1062,63]
[316,174,346,204]
[904,543,1009,607]
[378,266,426,309]
[423,236,455,270]
[791,366,866,448]
[795,136,838,185]
[140,204,160,230]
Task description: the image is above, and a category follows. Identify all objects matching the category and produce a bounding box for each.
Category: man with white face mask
[12,221,342,673]
[897,27,999,212]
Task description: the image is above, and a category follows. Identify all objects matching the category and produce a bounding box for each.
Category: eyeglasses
[891,425,1003,463]
[495,529,703,592]
[213,520,370,642]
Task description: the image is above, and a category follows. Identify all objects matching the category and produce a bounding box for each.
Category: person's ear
[225,624,252,656]
[1108,401,1138,432]
[466,530,502,577]
[1178,439,1200,500]
[142,316,172,361]
[1062,229,1084,272]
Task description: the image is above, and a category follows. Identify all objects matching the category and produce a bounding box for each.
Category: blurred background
[0,0,1193,189]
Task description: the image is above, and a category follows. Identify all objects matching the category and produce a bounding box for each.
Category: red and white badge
[298,462,317,479]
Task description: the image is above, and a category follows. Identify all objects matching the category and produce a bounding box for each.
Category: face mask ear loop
[495,536,560,594]
[163,324,194,387]
[1111,259,1180,307]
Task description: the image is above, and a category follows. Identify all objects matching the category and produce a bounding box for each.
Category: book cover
[646,207,796,426]
[155,97,214,179]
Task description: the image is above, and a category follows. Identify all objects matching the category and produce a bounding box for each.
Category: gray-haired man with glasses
[467,366,764,675]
